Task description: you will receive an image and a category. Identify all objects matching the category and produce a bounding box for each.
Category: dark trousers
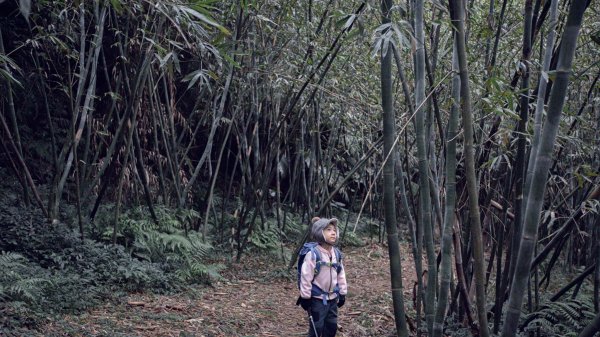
[307,297,338,337]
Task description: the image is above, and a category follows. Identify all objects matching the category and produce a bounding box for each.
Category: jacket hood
[311,217,339,244]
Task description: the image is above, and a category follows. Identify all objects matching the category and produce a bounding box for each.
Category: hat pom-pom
[311,217,320,224]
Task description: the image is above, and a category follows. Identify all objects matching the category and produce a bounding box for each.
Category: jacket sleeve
[337,258,348,296]
[300,251,316,299]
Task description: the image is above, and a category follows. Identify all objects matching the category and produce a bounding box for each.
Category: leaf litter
[41,243,417,337]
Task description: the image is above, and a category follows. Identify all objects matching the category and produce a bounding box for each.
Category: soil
[42,242,418,337]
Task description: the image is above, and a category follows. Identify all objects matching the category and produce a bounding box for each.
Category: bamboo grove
[0,0,599,336]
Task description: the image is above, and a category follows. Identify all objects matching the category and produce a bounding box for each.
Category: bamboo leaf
[183,69,211,90]
[176,5,230,35]
[222,53,240,68]
[109,0,123,14]
[343,14,357,30]
[255,14,278,27]
[0,69,22,87]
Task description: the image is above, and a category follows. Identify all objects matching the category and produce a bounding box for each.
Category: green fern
[176,260,225,284]
[96,204,201,244]
[0,252,48,304]
[249,226,281,251]
[522,298,596,336]
[0,251,25,266]
[132,229,219,284]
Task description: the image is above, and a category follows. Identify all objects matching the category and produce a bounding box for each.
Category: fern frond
[0,252,48,304]
[522,298,596,336]
[0,251,27,266]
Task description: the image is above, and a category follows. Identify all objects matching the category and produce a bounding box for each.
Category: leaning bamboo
[501,2,588,336]
[0,113,47,217]
[0,26,28,204]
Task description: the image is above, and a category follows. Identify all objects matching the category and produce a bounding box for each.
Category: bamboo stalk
[501,2,588,336]
[508,0,534,288]
[432,40,460,337]
[453,220,477,333]
[448,1,490,336]
[414,0,437,332]
[113,116,136,244]
[55,5,107,216]
[380,1,409,335]
[133,129,158,224]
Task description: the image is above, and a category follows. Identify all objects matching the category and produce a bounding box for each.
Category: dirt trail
[44,243,416,337]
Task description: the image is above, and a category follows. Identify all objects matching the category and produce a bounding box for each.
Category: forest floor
[41,242,418,337]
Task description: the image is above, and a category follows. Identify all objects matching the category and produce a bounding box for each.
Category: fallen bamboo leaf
[127,301,146,306]
[186,318,204,323]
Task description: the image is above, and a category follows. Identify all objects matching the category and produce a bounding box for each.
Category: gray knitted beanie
[310,217,340,244]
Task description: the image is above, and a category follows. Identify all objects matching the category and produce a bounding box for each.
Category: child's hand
[338,295,346,308]
[296,296,311,311]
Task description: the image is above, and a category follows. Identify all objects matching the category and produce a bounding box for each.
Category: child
[296,217,348,337]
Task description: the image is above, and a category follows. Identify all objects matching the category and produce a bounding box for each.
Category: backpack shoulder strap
[311,245,323,275]
[333,247,343,273]
[334,247,342,262]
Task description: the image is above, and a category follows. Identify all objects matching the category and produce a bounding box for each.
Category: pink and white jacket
[299,244,348,301]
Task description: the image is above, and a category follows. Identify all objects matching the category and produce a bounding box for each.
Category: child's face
[322,224,337,245]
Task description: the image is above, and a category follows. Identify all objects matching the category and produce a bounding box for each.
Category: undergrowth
[521,298,597,336]
[0,183,372,335]
[0,203,217,332]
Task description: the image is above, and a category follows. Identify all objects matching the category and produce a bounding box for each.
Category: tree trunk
[501,2,588,336]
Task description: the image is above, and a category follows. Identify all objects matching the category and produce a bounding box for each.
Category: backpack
[297,242,343,303]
